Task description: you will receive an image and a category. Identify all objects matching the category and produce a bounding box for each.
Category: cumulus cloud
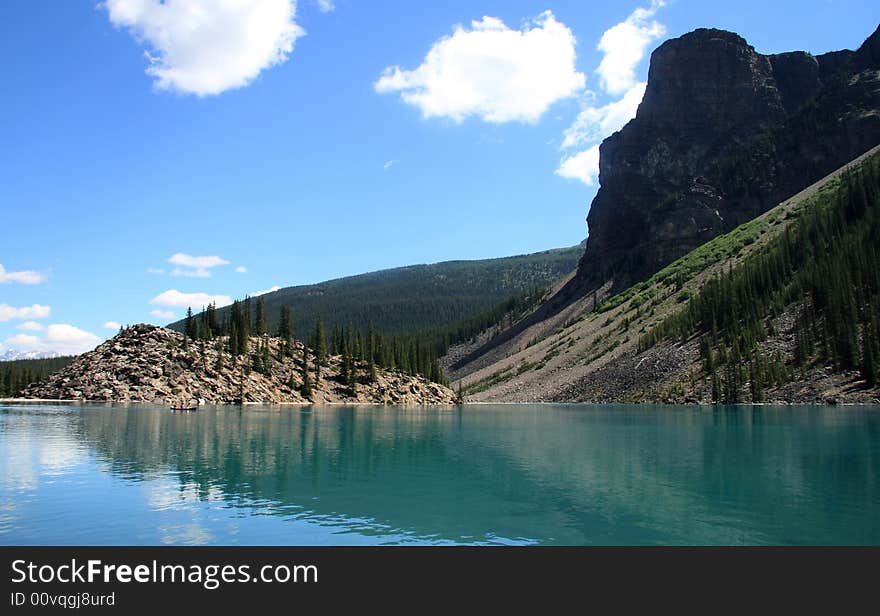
[556,145,602,186]
[167,253,230,278]
[0,304,51,322]
[168,253,229,269]
[596,0,665,95]
[234,266,248,274]
[104,321,122,330]
[5,334,40,350]
[375,11,585,123]
[0,263,46,285]
[5,324,101,356]
[150,290,232,309]
[252,285,281,296]
[556,2,664,186]
[150,309,176,320]
[316,0,334,12]
[102,0,305,96]
[561,82,647,150]
[16,321,44,331]
[170,267,211,278]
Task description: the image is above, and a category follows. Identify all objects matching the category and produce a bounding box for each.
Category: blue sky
[1,0,878,355]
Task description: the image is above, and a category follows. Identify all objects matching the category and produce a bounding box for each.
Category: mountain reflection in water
[1,403,878,545]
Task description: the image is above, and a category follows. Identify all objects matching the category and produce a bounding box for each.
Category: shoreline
[2,398,879,407]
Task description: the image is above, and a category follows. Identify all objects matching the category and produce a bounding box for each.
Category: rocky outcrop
[20,324,457,405]
[579,25,880,291]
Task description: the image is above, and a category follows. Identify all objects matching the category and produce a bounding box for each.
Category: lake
[1,403,878,545]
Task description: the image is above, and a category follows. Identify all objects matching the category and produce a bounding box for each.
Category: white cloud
[146,267,165,275]
[168,253,229,269]
[45,325,101,355]
[166,253,230,278]
[150,309,176,320]
[316,0,334,13]
[5,334,40,350]
[252,285,281,296]
[5,324,101,356]
[16,321,44,331]
[375,11,585,123]
[556,145,602,186]
[561,82,646,150]
[104,321,122,330]
[150,290,232,309]
[0,263,46,285]
[556,2,664,186]
[102,0,305,96]
[596,1,665,96]
[234,266,248,274]
[0,304,51,322]
[170,267,212,278]
[383,160,398,171]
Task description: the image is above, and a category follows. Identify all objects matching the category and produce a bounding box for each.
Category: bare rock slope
[456,146,880,405]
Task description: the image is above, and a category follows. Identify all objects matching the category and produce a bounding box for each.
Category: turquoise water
[0,403,878,545]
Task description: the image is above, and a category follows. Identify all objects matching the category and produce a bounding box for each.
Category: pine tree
[206,302,219,337]
[861,325,878,386]
[256,296,267,336]
[340,341,350,386]
[278,306,293,359]
[313,318,327,366]
[313,348,321,385]
[301,346,312,399]
[185,307,197,341]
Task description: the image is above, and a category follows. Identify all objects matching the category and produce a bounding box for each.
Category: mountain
[0,349,65,361]
[9,246,582,400]
[170,244,584,340]
[442,25,880,384]
[455,144,880,404]
[579,25,880,292]
[18,324,456,404]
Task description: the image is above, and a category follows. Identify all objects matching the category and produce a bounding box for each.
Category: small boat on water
[170,399,199,412]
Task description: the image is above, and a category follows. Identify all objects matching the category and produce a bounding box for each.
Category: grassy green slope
[461,145,880,403]
[640,144,880,401]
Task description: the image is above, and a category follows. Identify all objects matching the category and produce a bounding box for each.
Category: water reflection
[1,403,878,545]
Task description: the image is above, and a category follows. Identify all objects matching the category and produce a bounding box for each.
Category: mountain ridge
[455,145,880,403]
[169,243,584,340]
[579,24,880,292]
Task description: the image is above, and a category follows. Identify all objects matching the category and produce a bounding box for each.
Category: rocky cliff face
[20,324,456,405]
[580,25,880,290]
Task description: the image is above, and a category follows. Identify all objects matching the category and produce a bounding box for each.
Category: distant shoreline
[2,398,879,407]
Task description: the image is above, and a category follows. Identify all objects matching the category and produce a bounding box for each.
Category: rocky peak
[578,24,880,292]
[854,24,880,69]
[640,29,789,137]
[19,324,456,405]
